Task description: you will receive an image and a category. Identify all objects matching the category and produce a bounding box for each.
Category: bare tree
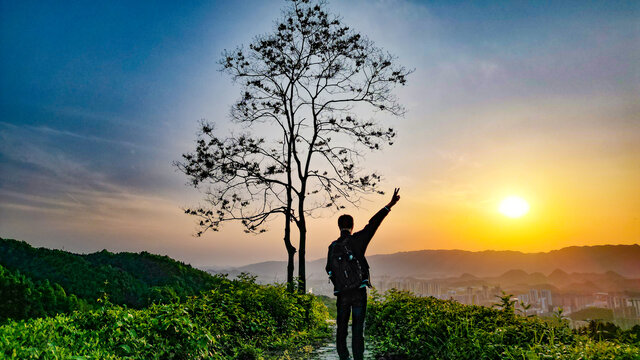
[178,0,411,293]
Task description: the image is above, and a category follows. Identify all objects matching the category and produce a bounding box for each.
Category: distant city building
[300,272,640,323]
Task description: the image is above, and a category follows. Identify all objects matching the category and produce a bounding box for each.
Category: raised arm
[385,187,401,210]
[354,188,401,250]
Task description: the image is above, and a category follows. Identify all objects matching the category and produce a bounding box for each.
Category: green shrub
[0,276,330,359]
[366,289,639,359]
[576,320,640,345]
[315,295,337,319]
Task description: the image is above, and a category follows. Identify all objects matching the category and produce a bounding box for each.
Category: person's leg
[351,289,367,360]
[336,295,352,360]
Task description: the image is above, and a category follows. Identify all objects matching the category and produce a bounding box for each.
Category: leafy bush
[315,295,337,319]
[366,289,639,359]
[576,320,640,344]
[0,275,330,359]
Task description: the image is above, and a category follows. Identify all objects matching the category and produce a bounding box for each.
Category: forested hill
[0,237,221,309]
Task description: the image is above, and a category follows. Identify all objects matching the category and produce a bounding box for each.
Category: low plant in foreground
[0,275,330,359]
[366,289,639,359]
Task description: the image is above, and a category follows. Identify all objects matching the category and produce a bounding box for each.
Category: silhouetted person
[326,188,400,360]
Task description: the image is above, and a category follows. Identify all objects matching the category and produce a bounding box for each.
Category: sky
[1,0,638,267]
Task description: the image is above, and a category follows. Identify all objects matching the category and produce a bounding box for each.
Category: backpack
[327,236,367,294]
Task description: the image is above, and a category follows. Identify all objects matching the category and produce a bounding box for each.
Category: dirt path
[309,321,374,360]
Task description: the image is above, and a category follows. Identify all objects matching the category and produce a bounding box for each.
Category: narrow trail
[309,322,374,360]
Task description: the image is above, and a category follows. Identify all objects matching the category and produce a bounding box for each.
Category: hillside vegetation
[569,307,614,322]
[0,237,220,309]
[367,289,640,359]
[0,264,88,323]
[0,274,330,359]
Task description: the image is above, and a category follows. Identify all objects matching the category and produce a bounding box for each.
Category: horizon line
[210,242,640,269]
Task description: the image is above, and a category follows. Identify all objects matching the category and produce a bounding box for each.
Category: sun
[499,196,530,218]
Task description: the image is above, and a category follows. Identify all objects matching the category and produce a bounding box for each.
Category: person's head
[338,214,354,233]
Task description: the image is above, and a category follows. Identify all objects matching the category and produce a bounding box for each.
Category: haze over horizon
[213,243,640,269]
[1,0,638,267]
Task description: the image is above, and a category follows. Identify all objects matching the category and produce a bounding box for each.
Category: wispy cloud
[0,120,161,152]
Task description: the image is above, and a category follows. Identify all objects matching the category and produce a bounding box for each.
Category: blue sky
[1,0,638,266]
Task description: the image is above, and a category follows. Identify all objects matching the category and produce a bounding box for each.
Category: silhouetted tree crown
[177,0,411,291]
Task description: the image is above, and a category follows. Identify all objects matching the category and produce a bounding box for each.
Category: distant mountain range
[430,268,640,294]
[211,244,640,281]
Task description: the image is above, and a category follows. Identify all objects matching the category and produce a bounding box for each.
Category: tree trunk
[284,209,296,292]
[285,122,296,292]
[297,224,306,294]
[297,196,307,294]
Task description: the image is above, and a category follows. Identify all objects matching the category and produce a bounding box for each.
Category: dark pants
[336,288,367,360]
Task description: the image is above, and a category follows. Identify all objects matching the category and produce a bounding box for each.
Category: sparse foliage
[518,301,534,317]
[493,291,517,315]
[553,306,568,325]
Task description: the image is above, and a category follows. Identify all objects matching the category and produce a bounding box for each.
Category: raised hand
[387,188,400,208]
